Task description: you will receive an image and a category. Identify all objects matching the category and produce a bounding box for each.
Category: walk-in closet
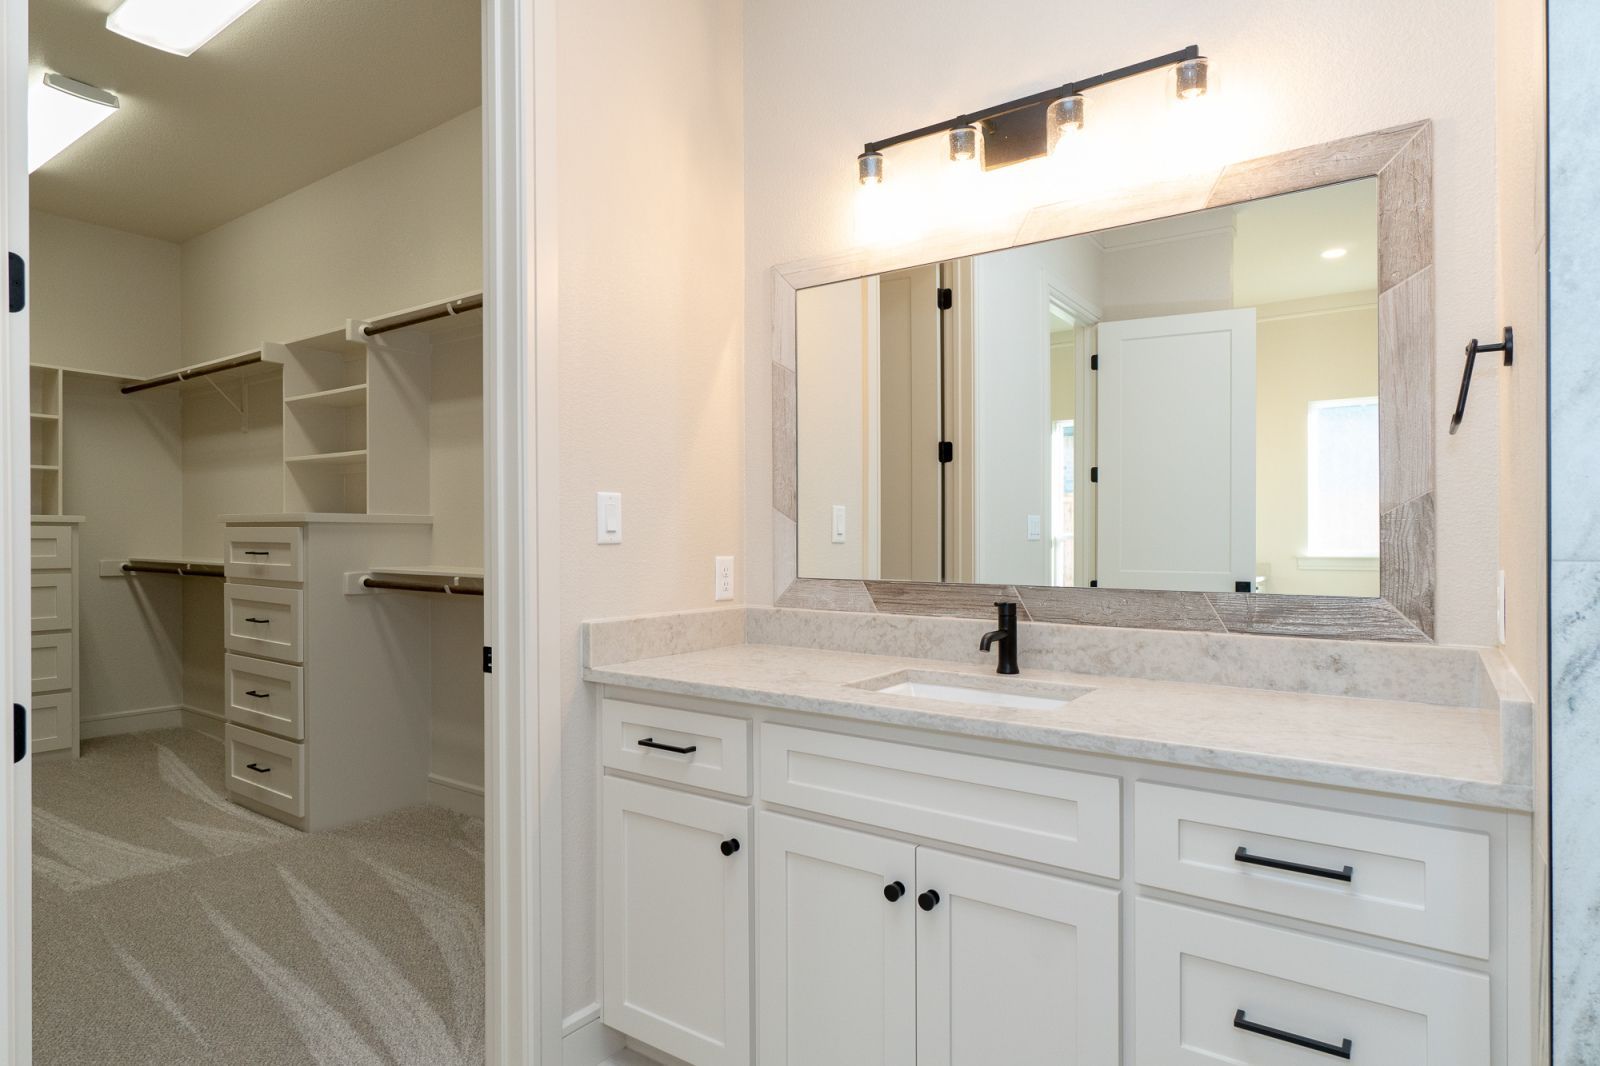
[26,1,488,1061]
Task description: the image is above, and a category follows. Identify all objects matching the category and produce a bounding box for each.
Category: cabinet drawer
[602,697,749,797]
[223,583,304,663]
[225,654,305,740]
[1135,899,1489,1065]
[31,690,75,754]
[760,723,1120,876]
[225,724,306,818]
[30,524,73,570]
[1134,782,1491,958]
[30,571,74,631]
[223,526,305,583]
[31,632,72,694]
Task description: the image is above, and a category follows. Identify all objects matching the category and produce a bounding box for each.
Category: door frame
[0,0,564,1062]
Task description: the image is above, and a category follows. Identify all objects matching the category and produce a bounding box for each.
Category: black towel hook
[1449,326,1513,435]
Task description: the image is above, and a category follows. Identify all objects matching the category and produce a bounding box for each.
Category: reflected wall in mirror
[796,178,1380,597]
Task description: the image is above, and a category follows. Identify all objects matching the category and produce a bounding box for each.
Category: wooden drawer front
[31,632,72,694]
[30,572,74,631]
[760,723,1120,877]
[225,654,305,740]
[31,691,75,754]
[602,697,750,797]
[30,525,73,570]
[1134,782,1491,958]
[223,526,305,583]
[224,583,304,663]
[1135,900,1489,1065]
[225,724,306,818]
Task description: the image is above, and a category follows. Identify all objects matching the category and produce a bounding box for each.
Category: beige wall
[796,278,871,578]
[179,108,481,362]
[558,0,744,1022]
[745,0,1505,646]
[30,212,181,378]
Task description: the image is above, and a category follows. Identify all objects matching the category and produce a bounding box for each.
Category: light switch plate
[1027,514,1042,540]
[596,491,622,544]
[714,556,734,601]
[831,505,846,544]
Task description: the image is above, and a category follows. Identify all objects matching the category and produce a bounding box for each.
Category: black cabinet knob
[883,880,905,902]
[720,838,741,857]
[917,889,941,911]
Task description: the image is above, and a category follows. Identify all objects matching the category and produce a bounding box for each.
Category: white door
[602,776,750,1066]
[915,847,1120,1065]
[757,812,917,1066]
[0,0,30,1055]
[1096,308,1256,592]
[877,265,943,583]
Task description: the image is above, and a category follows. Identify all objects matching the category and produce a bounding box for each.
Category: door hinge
[13,704,25,763]
[936,287,953,311]
[482,646,493,674]
[8,253,24,313]
[1090,353,1098,371]
[1089,466,1099,483]
[937,441,954,463]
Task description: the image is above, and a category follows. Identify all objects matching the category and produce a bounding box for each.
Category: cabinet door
[757,813,916,1066]
[916,848,1120,1065]
[603,777,750,1066]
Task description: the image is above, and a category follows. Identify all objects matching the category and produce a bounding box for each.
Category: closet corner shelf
[284,383,368,408]
[284,449,368,467]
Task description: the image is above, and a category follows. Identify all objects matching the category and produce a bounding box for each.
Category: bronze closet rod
[362,295,484,337]
[363,577,484,597]
[122,562,225,578]
[121,352,264,396]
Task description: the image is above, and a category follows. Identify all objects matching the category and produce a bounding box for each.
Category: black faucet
[979,602,1020,675]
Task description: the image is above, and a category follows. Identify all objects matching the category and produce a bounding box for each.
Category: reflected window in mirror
[795,177,1382,599]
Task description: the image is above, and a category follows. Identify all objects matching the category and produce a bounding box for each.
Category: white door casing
[1096,308,1256,593]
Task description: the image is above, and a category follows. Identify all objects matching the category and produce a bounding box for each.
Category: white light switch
[596,491,622,544]
[1027,514,1041,540]
[831,505,847,544]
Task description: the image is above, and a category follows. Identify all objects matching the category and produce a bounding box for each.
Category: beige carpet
[32,728,485,1066]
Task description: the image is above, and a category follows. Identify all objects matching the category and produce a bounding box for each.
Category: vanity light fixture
[106,0,266,57]
[28,73,119,173]
[1321,247,1349,260]
[855,45,1205,181]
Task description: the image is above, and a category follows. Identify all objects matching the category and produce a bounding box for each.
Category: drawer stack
[30,520,79,755]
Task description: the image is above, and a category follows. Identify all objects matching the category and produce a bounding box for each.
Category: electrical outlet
[714,556,735,601]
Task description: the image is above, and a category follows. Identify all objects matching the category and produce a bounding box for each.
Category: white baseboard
[180,705,226,741]
[79,704,184,739]
[563,1015,625,1066]
[427,772,485,818]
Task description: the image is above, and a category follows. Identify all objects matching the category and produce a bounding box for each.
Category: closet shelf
[284,383,368,408]
[120,348,280,396]
[285,449,368,467]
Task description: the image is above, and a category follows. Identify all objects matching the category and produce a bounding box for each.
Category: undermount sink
[862,672,1091,712]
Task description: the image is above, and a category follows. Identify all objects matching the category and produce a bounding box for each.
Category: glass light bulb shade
[28,73,119,173]
[1047,95,1085,155]
[857,151,884,186]
[948,125,979,163]
[106,0,266,57]
[1175,57,1209,100]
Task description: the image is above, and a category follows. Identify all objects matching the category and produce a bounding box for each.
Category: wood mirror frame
[772,121,1435,642]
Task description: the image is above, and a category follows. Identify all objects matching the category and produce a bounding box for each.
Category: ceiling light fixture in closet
[106,0,266,57]
[28,73,119,173]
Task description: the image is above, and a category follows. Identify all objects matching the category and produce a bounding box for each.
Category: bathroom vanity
[583,607,1534,1066]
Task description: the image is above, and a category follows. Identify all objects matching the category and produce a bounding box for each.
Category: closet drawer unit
[30,571,74,631]
[31,632,73,694]
[30,525,73,570]
[1134,899,1490,1065]
[225,724,307,818]
[223,583,305,663]
[30,690,75,754]
[223,526,305,583]
[1134,782,1491,958]
[760,722,1120,876]
[602,697,750,797]
[225,654,305,740]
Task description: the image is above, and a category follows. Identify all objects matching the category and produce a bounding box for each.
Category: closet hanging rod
[121,353,263,395]
[362,577,484,597]
[362,294,484,337]
[121,562,225,578]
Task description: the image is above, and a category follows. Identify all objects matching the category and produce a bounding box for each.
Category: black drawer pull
[883,881,905,903]
[637,737,697,755]
[1234,1009,1351,1059]
[917,889,941,911]
[244,550,270,555]
[244,617,269,624]
[245,762,271,774]
[244,690,270,699]
[720,837,740,857]
[1234,846,1353,882]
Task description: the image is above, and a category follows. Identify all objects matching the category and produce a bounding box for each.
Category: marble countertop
[584,641,1530,811]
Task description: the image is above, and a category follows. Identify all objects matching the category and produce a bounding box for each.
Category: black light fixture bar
[862,45,1200,156]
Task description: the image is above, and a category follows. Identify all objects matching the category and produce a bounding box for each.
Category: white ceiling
[29,0,480,243]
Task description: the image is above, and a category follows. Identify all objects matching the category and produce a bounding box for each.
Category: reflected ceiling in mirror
[795,178,1380,597]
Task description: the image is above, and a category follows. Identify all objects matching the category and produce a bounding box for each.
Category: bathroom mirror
[796,179,1382,598]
